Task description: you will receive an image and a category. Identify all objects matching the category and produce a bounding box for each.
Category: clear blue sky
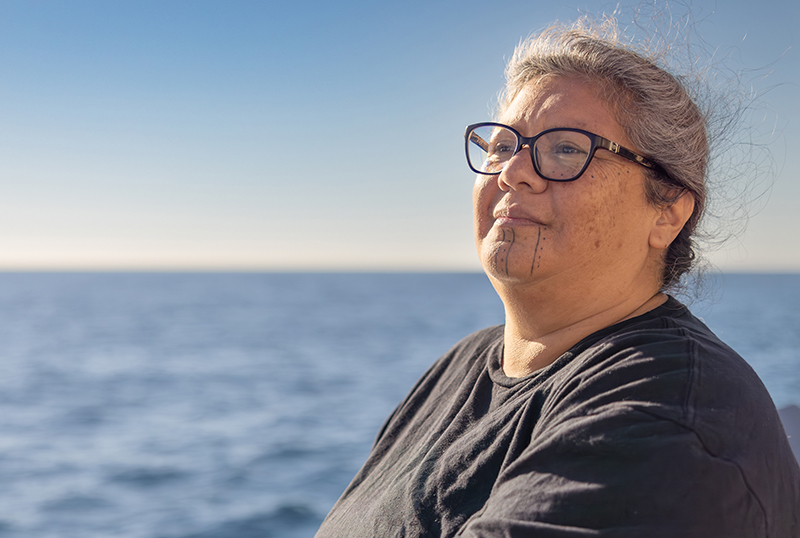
[0,0,797,271]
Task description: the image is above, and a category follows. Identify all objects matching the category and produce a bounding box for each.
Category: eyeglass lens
[468,125,593,181]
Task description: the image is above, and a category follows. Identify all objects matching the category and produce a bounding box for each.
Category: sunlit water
[0,272,796,537]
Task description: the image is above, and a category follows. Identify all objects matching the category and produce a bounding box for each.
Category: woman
[315,19,800,537]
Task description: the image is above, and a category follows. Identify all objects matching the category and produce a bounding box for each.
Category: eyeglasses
[465,122,661,182]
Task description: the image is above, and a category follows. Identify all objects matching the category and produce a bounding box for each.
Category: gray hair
[500,18,708,289]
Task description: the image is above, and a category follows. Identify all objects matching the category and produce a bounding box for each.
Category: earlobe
[649,191,695,250]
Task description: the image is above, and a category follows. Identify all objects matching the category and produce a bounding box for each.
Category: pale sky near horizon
[0,0,797,272]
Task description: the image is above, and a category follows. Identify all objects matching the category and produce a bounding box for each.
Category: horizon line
[0,267,797,275]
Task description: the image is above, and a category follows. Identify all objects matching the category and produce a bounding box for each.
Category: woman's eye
[553,143,584,155]
[490,140,516,156]
[495,143,514,154]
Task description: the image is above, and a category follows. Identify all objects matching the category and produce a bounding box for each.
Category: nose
[497,145,549,193]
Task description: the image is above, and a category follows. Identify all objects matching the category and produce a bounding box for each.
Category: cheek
[472,177,497,237]
[563,172,650,252]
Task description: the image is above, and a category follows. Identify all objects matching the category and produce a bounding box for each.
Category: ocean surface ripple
[0,272,796,537]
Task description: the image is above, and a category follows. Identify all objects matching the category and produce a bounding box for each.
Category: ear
[649,191,695,250]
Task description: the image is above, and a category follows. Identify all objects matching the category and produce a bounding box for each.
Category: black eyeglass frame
[465,122,662,182]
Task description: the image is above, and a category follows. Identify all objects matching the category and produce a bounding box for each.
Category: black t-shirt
[315,298,800,537]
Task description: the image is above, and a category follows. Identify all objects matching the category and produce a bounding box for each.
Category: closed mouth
[493,209,546,227]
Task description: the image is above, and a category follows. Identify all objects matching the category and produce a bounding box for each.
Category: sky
[0,0,797,272]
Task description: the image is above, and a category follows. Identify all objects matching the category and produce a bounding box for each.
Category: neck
[495,278,666,378]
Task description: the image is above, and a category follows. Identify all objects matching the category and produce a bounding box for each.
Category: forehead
[499,76,627,143]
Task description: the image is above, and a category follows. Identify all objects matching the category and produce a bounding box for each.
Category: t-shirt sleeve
[457,404,766,537]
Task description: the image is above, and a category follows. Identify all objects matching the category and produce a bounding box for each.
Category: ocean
[0,272,796,538]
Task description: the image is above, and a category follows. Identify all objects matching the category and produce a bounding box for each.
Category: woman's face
[473,76,663,292]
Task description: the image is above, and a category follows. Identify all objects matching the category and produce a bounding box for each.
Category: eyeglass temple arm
[469,132,489,152]
[597,138,659,170]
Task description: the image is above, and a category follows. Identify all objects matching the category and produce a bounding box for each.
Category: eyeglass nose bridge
[493,142,528,174]
[492,140,542,182]
[510,139,538,172]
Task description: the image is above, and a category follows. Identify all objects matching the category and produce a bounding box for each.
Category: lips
[493,205,547,227]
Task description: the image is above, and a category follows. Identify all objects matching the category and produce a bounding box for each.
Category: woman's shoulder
[564,296,750,386]
[532,298,800,531]
[389,325,504,406]
[556,297,766,419]
[418,325,505,387]
[548,295,793,471]
[447,325,505,358]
